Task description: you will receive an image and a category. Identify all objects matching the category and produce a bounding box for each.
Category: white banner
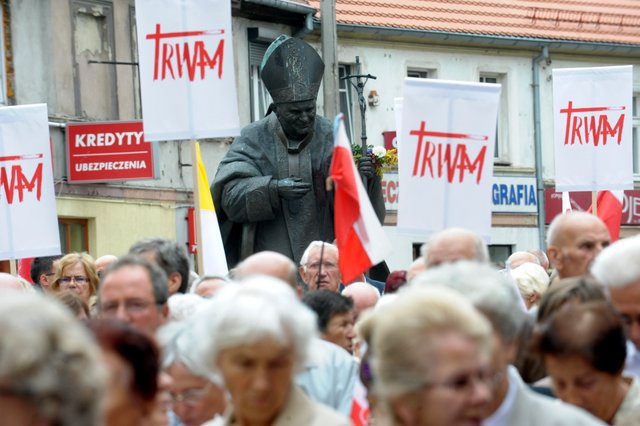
[397,78,500,240]
[0,104,60,260]
[135,0,240,141]
[553,65,633,191]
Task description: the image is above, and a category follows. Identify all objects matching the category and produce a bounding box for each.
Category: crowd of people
[2,211,640,425]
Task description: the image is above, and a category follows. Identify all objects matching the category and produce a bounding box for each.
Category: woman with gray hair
[158,320,226,426]
[358,285,494,426]
[510,262,550,310]
[0,291,105,426]
[192,276,350,426]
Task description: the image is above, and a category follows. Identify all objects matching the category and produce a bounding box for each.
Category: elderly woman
[533,301,640,424]
[51,252,99,308]
[192,276,349,426]
[509,262,550,310]
[358,285,494,426]
[87,319,160,426]
[0,292,105,426]
[159,321,226,426]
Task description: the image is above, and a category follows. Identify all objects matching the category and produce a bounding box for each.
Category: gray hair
[167,293,208,322]
[591,235,640,288]
[129,237,191,293]
[102,255,169,305]
[191,276,317,383]
[358,285,492,400]
[413,261,526,343]
[158,320,213,380]
[0,292,105,426]
[510,262,550,300]
[547,211,600,248]
[189,275,231,294]
[300,240,338,269]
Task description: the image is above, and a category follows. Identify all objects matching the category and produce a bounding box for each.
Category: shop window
[58,218,89,253]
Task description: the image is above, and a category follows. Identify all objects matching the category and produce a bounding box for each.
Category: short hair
[547,211,604,248]
[189,274,230,294]
[158,321,212,379]
[591,235,640,289]
[192,276,317,383]
[102,255,169,305]
[302,290,354,332]
[30,255,61,283]
[51,252,99,296]
[421,228,489,264]
[536,276,606,323]
[533,301,627,375]
[300,241,338,269]
[167,293,207,322]
[510,263,550,300]
[358,285,492,400]
[87,319,159,402]
[413,261,526,343]
[0,292,105,426]
[129,238,191,293]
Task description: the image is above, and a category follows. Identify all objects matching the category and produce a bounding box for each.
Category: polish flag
[561,192,572,213]
[330,114,391,284]
[588,190,624,242]
[350,376,370,426]
[195,142,228,275]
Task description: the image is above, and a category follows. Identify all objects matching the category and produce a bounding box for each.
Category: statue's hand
[358,156,375,179]
[277,177,312,200]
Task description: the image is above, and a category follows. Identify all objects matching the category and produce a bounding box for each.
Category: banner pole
[592,191,598,216]
[191,140,204,274]
[9,259,17,275]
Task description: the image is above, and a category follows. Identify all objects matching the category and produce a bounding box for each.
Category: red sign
[383,131,397,151]
[545,189,640,225]
[66,121,155,182]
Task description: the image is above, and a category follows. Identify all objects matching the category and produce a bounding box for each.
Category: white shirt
[624,340,640,377]
[483,366,519,426]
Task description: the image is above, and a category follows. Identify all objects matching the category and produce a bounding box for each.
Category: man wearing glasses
[30,255,61,292]
[592,236,640,377]
[97,255,169,336]
[299,241,342,292]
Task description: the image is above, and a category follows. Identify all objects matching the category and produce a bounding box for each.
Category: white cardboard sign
[0,104,61,260]
[397,78,500,240]
[135,0,240,141]
[553,65,633,191]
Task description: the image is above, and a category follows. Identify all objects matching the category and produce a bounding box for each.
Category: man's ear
[167,272,182,294]
[547,246,561,271]
[390,395,418,426]
[38,273,49,286]
[298,266,307,283]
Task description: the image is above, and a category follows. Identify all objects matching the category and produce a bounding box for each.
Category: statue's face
[274,100,317,141]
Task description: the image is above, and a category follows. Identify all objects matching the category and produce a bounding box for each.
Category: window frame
[58,218,90,253]
[479,73,509,164]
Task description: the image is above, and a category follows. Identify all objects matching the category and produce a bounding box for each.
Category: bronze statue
[211,35,384,267]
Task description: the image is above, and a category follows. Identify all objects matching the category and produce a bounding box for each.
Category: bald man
[234,251,299,290]
[547,212,610,280]
[341,282,380,319]
[0,273,24,291]
[505,251,540,271]
[95,254,118,279]
[422,228,489,268]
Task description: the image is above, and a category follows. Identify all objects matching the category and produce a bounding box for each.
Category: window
[58,218,89,253]
[71,0,118,119]
[339,64,355,142]
[633,95,640,174]
[248,41,272,122]
[407,69,428,79]
[480,74,509,162]
[488,244,513,268]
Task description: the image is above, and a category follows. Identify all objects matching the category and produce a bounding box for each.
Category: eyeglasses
[59,276,88,285]
[305,261,338,271]
[170,384,211,407]
[100,299,163,316]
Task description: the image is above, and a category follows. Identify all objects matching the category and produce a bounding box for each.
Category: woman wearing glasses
[51,252,99,310]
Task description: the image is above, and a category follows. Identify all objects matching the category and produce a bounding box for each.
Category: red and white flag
[350,376,370,426]
[561,192,572,213]
[588,190,624,241]
[330,114,391,284]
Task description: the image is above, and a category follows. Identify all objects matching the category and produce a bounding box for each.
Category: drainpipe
[532,46,549,250]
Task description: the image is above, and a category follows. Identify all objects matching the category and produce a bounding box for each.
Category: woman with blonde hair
[51,252,99,309]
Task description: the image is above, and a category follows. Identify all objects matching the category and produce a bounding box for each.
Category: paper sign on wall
[0,104,60,260]
[397,79,501,240]
[553,65,633,191]
[135,0,240,141]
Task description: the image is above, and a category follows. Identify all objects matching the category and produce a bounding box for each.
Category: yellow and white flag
[196,143,228,275]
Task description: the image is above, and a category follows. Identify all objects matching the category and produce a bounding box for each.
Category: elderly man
[546,211,610,280]
[211,35,383,268]
[341,281,379,319]
[231,249,358,416]
[299,241,342,292]
[129,237,190,295]
[95,254,118,279]
[505,251,540,270]
[414,262,605,425]
[422,227,489,268]
[0,272,24,291]
[592,236,640,376]
[98,255,169,336]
